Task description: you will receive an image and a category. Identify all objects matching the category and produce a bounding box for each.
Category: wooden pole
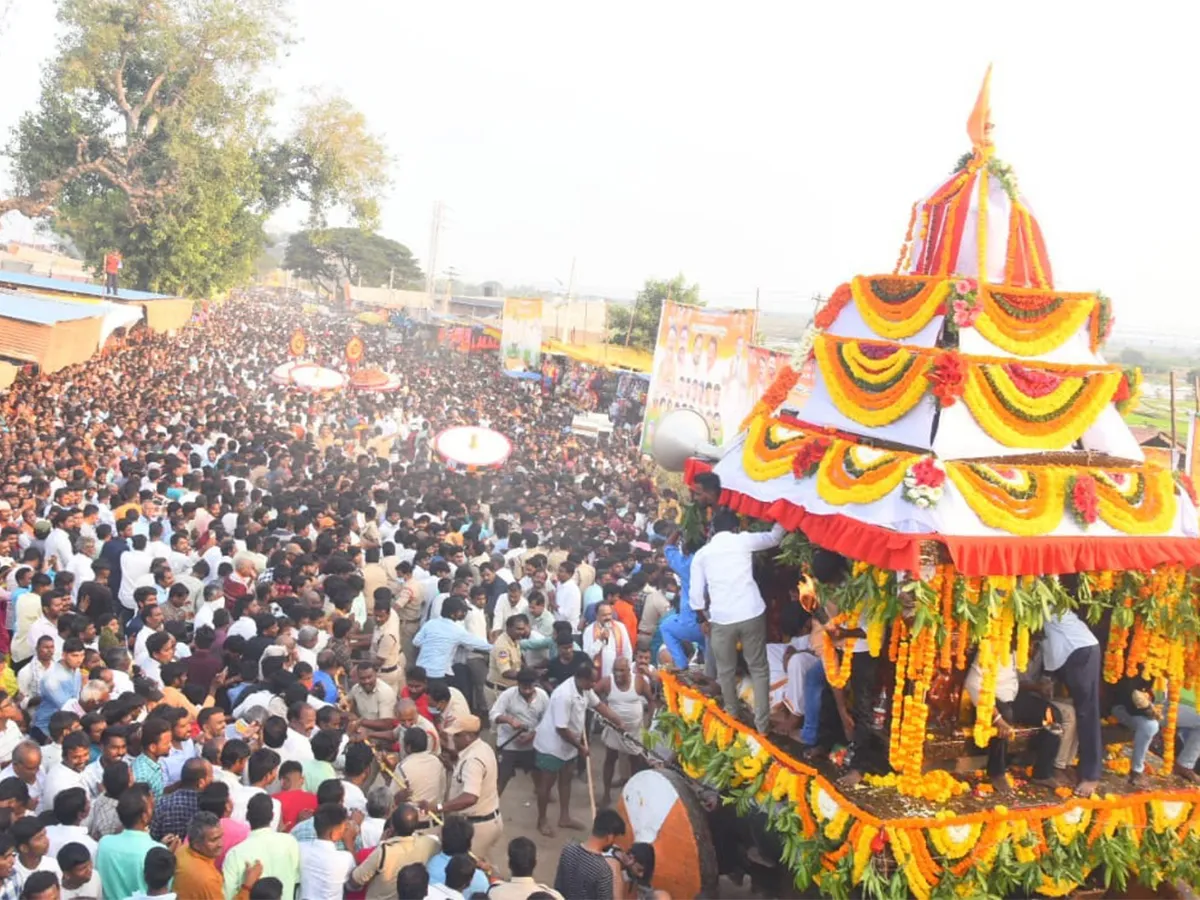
[1170,370,1178,469]
[582,724,598,820]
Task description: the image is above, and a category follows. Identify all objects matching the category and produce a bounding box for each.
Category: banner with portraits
[501,297,544,371]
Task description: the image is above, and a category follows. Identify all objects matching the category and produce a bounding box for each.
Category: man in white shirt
[299,804,360,900]
[118,535,152,614]
[531,661,624,837]
[581,603,632,681]
[689,512,784,733]
[490,672,549,795]
[45,515,75,574]
[41,731,91,815]
[551,562,582,631]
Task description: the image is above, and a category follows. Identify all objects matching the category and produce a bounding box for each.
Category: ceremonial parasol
[288,363,348,393]
[434,426,512,470]
[349,367,403,393]
[270,361,300,385]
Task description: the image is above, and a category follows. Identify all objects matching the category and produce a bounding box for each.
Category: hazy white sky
[1,1,1197,323]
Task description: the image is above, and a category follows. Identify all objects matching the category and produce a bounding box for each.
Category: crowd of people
[5,290,1192,900]
[0,297,700,900]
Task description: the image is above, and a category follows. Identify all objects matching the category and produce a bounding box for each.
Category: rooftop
[0,270,174,302]
[0,293,107,325]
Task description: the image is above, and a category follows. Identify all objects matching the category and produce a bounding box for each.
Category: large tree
[608,274,702,350]
[283,228,423,296]
[2,0,390,296]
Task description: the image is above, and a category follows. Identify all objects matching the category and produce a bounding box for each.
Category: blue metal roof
[0,293,107,325]
[0,270,173,301]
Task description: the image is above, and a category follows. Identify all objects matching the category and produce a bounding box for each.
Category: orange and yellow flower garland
[944,461,1067,535]
[849,275,951,340]
[961,360,1123,449]
[660,671,1200,900]
[812,335,934,426]
[973,285,1098,357]
[816,439,917,506]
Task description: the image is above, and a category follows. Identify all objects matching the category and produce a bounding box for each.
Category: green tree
[283,228,423,296]
[608,274,702,350]
[1,0,390,296]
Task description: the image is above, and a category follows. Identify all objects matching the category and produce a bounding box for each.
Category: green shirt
[221,828,301,900]
[96,829,164,899]
[302,758,338,793]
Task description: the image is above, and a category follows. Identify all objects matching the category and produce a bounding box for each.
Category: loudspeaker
[650,408,725,472]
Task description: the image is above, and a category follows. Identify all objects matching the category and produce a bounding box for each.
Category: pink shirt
[217,816,250,867]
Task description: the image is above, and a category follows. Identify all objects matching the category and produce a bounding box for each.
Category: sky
[1,1,1197,326]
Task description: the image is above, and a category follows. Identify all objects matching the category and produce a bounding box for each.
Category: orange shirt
[613,599,638,644]
[174,845,250,900]
[104,253,121,274]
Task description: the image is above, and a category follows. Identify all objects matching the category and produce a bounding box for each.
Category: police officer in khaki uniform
[370,590,405,694]
[428,713,503,864]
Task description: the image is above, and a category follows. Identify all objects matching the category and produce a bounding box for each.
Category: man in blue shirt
[32,638,85,741]
[657,533,706,670]
[412,597,493,680]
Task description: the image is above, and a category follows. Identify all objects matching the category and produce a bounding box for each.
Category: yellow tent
[356,311,387,325]
[541,338,653,373]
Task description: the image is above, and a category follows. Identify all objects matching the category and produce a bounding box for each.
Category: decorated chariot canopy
[664,71,1200,900]
[700,72,1199,579]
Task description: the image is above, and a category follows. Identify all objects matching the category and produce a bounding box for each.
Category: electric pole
[426,200,444,314]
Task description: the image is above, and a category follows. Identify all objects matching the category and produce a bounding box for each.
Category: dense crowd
[0,299,688,900]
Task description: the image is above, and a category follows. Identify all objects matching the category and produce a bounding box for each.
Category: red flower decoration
[1113,372,1131,404]
[1068,474,1099,527]
[1004,363,1064,399]
[792,435,830,479]
[909,457,946,489]
[927,351,966,407]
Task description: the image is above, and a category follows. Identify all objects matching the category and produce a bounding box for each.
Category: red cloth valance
[682,458,1200,576]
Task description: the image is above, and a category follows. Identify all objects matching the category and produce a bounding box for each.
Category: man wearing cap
[428,712,502,864]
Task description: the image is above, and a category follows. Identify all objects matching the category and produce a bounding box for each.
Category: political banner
[641,302,757,452]
[748,346,815,413]
[501,297,544,371]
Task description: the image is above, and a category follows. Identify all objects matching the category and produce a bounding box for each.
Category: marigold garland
[1093,467,1177,535]
[813,335,934,426]
[976,166,989,285]
[939,565,955,670]
[1114,366,1143,416]
[1090,292,1115,353]
[739,365,802,431]
[1018,204,1051,289]
[740,415,824,482]
[813,283,853,331]
[660,672,1200,900]
[972,285,1097,357]
[962,361,1123,448]
[1104,597,1134,683]
[816,439,918,506]
[944,461,1067,535]
[894,203,918,274]
[849,275,951,340]
[821,610,857,689]
[889,631,909,771]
